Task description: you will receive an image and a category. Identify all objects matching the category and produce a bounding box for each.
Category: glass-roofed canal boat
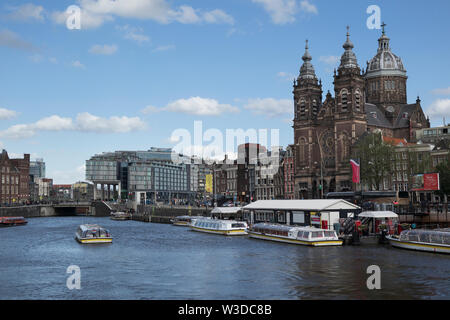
[190,218,248,236]
[248,223,343,246]
[75,224,112,244]
[387,229,450,254]
[170,215,209,227]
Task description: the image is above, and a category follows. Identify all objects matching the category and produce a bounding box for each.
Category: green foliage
[353,132,395,190]
[436,156,450,196]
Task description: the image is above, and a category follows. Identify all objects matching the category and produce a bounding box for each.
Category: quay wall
[0,206,56,218]
[133,205,212,224]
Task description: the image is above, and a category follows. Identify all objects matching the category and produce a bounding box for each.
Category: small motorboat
[0,216,27,227]
[110,211,132,220]
[75,224,112,244]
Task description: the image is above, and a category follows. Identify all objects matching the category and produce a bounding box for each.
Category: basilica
[293,26,430,199]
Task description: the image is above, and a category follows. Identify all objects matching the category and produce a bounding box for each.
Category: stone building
[293,26,430,199]
[0,150,30,205]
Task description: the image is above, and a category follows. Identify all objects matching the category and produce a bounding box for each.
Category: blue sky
[0,0,449,183]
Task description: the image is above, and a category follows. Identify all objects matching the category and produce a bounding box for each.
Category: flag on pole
[350,159,360,183]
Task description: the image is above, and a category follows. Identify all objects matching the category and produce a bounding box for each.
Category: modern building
[86,148,193,204]
[30,158,46,180]
[292,26,430,199]
[415,124,450,144]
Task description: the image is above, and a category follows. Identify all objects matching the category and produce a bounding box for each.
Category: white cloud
[157,97,239,116]
[116,25,150,44]
[244,98,292,117]
[319,55,340,65]
[141,105,160,114]
[299,0,318,14]
[72,60,86,69]
[0,108,19,120]
[152,44,175,52]
[431,87,450,95]
[277,71,295,81]
[7,3,45,22]
[0,113,146,139]
[427,99,450,121]
[51,0,234,29]
[76,112,146,133]
[89,44,118,55]
[252,0,317,24]
[0,29,36,52]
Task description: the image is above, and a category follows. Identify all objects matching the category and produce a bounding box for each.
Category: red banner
[350,159,360,183]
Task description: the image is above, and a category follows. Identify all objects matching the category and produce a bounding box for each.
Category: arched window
[312,99,318,115]
[298,138,307,164]
[298,99,306,117]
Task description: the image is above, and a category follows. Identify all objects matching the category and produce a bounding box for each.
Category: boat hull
[190,225,247,236]
[172,221,190,227]
[0,222,27,227]
[248,231,343,246]
[75,236,113,244]
[388,237,450,254]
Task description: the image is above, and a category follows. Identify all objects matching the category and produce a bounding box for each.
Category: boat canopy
[358,211,398,218]
[400,229,450,245]
[243,199,360,211]
[211,207,242,214]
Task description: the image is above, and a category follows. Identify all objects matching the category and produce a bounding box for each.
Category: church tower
[333,26,366,119]
[365,23,408,116]
[293,40,323,123]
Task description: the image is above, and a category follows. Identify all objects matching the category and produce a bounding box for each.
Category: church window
[341,90,348,112]
[312,99,318,115]
[299,99,306,117]
[355,91,361,111]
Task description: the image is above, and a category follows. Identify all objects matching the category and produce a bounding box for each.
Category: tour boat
[190,218,248,236]
[75,224,112,244]
[170,215,209,227]
[0,216,27,227]
[248,223,343,246]
[110,211,132,220]
[387,229,450,254]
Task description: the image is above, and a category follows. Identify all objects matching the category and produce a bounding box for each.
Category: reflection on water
[0,217,449,300]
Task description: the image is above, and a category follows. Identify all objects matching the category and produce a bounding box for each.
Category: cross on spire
[381,22,386,35]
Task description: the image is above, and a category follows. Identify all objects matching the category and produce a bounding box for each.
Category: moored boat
[75,224,112,244]
[170,215,208,226]
[190,218,247,236]
[0,216,27,227]
[110,211,132,221]
[248,223,343,246]
[387,229,450,254]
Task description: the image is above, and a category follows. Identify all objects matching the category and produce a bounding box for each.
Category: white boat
[248,223,343,246]
[190,218,248,236]
[170,215,209,227]
[110,211,132,220]
[75,224,113,244]
[387,229,450,254]
[355,211,399,245]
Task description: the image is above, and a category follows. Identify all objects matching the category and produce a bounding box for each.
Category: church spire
[298,39,317,81]
[339,26,358,70]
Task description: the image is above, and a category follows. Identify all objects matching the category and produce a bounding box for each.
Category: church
[292,25,430,199]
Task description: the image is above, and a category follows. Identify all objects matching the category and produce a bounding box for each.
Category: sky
[0,0,449,184]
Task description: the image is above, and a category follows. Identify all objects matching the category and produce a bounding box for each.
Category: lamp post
[314,161,324,199]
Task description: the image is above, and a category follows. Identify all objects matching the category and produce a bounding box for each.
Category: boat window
[303,232,310,239]
[419,233,430,243]
[324,231,335,238]
[407,233,419,242]
[297,231,303,239]
[444,235,450,245]
[311,231,324,238]
[430,234,443,244]
[232,223,245,228]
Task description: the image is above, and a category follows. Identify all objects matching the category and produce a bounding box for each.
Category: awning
[358,211,398,218]
[211,207,242,214]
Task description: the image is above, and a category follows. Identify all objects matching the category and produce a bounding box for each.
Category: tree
[353,132,395,191]
[436,155,450,198]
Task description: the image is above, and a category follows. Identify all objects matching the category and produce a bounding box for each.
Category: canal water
[0,217,449,300]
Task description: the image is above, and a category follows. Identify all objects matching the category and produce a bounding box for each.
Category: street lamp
[314,161,324,199]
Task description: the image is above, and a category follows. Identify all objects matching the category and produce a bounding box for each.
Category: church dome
[365,25,406,78]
